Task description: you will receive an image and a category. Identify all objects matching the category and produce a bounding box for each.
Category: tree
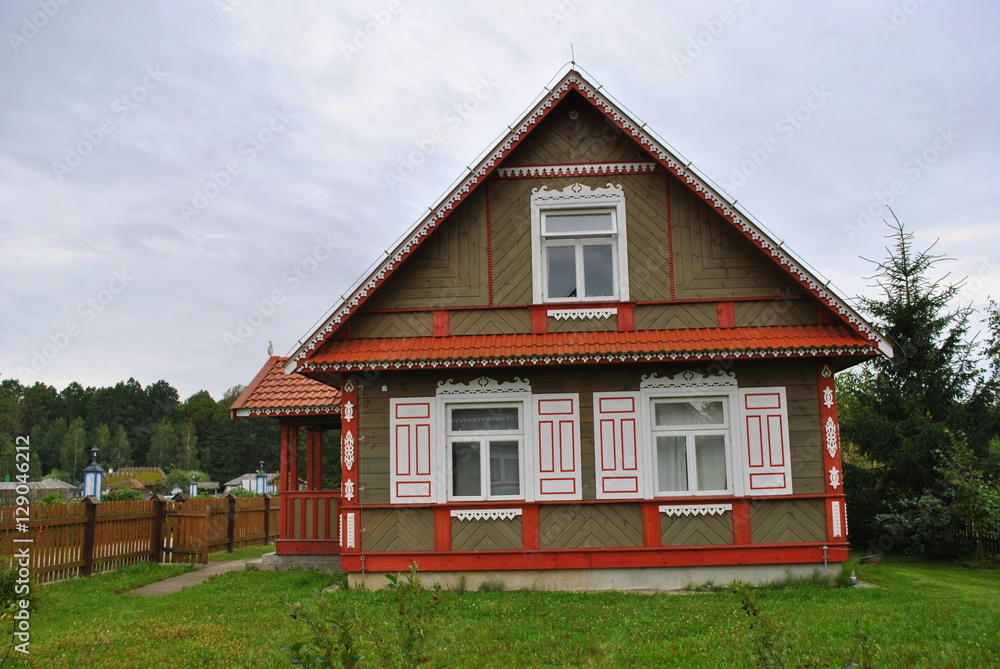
[838,217,999,548]
[60,418,87,482]
[176,421,198,471]
[92,423,111,462]
[147,420,177,469]
[107,423,131,470]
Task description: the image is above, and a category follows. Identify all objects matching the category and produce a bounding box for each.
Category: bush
[226,487,260,498]
[35,492,68,505]
[104,488,146,502]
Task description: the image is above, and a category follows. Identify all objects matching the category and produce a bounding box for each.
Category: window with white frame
[446,402,523,500]
[651,397,731,495]
[530,183,629,303]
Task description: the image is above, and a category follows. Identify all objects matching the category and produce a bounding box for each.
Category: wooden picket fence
[0,495,280,584]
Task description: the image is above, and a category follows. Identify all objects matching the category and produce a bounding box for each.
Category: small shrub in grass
[35,492,67,505]
[103,488,145,502]
[477,576,505,593]
[285,564,441,668]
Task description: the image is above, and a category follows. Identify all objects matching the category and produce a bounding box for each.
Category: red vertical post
[642,502,661,547]
[434,507,452,552]
[314,430,323,490]
[817,361,847,543]
[732,500,751,545]
[522,505,539,551]
[305,428,316,490]
[288,425,300,491]
[340,379,359,554]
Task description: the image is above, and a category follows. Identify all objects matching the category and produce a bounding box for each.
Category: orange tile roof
[303,325,877,371]
[231,356,341,418]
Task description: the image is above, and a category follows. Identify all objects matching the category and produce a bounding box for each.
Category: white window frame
[444,400,526,502]
[530,183,629,304]
[647,395,734,497]
[639,384,743,499]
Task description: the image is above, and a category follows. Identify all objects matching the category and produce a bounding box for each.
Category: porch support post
[279,422,290,493]
[340,378,359,554]
[288,424,300,491]
[817,360,847,544]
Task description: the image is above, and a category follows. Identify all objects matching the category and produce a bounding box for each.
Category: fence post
[151,495,165,564]
[227,493,237,553]
[262,493,271,544]
[82,497,98,576]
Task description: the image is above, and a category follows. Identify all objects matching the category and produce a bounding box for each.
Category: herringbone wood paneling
[363,509,435,552]
[351,312,434,339]
[363,190,488,310]
[625,175,671,301]
[750,499,826,544]
[503,93,650,166]
[548,316,616,332]
[539,503,643,549]
[734,300,820,327]
[634,303,718,330]
[661,512,733,546]
[670,179,804,300]
[450,309,532,335]
[490,180,534,305]
[451,517,522,551]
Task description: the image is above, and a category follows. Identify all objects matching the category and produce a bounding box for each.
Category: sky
[1,0,998,402]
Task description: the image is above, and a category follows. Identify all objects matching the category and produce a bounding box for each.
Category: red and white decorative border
[234,405,340,418]
[304,346,875,373]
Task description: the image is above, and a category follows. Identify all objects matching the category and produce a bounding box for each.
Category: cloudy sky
[1,0,997,401]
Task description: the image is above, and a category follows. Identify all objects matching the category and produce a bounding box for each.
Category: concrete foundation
[348,563,832,592]
[252,552,343,572]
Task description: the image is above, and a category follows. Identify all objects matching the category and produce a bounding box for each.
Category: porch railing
[279,490,341,555]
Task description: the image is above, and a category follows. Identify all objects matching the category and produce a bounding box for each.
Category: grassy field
[7,554,998,668]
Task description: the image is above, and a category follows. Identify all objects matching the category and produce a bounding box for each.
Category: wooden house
[241,70,891,589]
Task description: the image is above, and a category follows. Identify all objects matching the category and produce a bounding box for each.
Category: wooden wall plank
[750,499,826,544]
[661,512,733,546]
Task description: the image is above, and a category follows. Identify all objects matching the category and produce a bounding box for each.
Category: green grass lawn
[8,555,999,668]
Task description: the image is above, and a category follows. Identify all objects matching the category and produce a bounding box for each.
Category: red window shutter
[532,394,581,501]
[593,392,644,499]
[390,398,437,504]
[739,388,793,496]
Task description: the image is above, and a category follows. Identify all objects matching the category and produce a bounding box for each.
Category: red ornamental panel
[817,362,848,541]
[390,398,436,503]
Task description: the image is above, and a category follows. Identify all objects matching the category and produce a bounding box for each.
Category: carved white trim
[530,181,624,204]
[436,376,531,395]
[343,478,355,501]
[449,508,523,521]
[844,504,849,536]
[829,467,841,490]
[344,379,355,393]
[345,512,356,549]
[234,405,339,418]
[497,162,658,179]
[641,370,737,389]
[304,346,877,373]
[658,503,732,517]
[825,417,839,459]
[548,308,616,320]
[343,430,356,471]
[831,501,843,538]
[286,71,890,370]
[823,386,835,409]
[338,513,342,545]
[342,400,354,423]
[821,364,833,379]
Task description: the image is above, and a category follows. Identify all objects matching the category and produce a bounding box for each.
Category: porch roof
[302,324,878,372]
[231,356,341,418]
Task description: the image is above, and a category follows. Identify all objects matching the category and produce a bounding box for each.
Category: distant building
[222,473,279,495]
[0,478,77,502]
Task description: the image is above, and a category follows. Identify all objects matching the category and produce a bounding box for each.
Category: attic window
[530,183,629,304]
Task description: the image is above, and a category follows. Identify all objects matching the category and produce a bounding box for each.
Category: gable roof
[286,68,892,373]
[231,356,341,418]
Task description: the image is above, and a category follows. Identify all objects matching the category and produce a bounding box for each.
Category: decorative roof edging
[450,508,523,521]
[233,405,340,418]
[286,71,892,372]
[659,504,733,517]
[303,346,877,373]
